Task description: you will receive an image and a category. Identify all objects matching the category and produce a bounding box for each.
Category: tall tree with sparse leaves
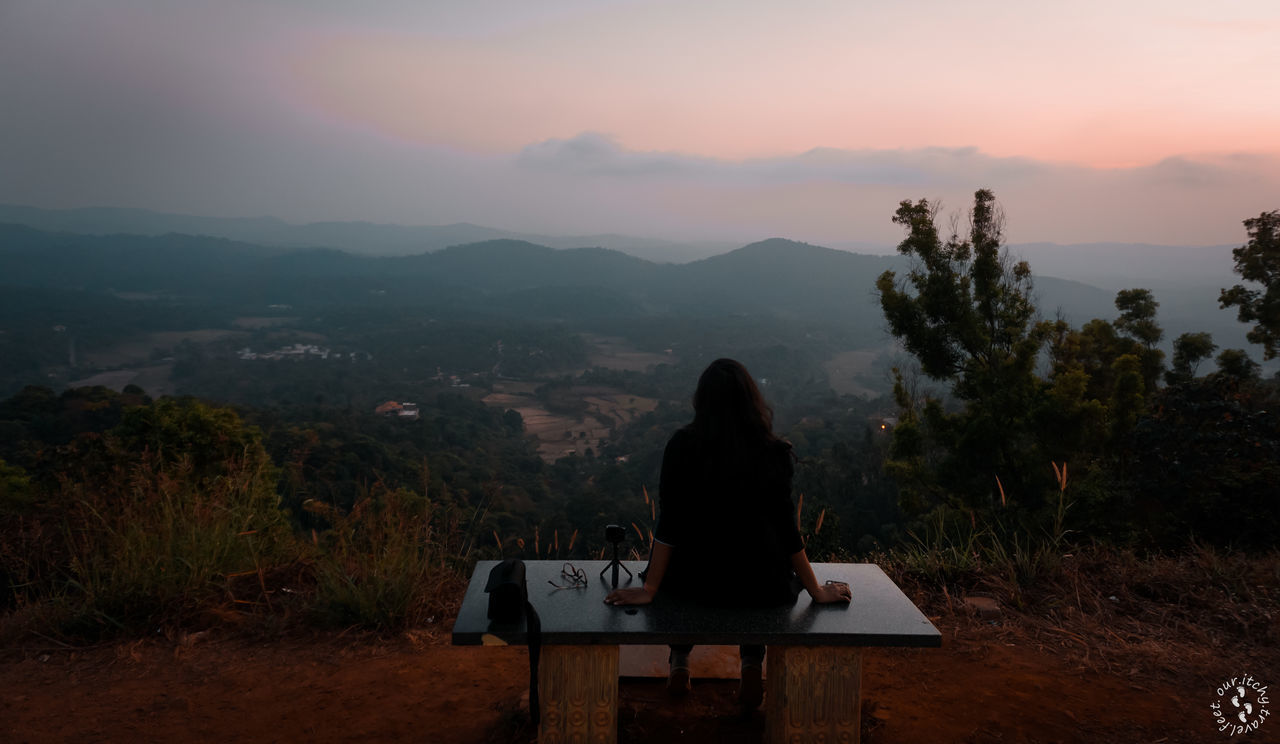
[876,189,1053,513]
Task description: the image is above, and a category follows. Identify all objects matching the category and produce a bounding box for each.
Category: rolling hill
[0,222,1257,355]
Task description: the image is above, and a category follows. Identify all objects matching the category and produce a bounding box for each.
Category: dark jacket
[652,427,804,607]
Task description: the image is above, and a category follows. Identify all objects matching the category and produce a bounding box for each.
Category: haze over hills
[0,204,1247,344]
[1,220,1254,359]
[0,204,1241,282]
[0,204,739,264]
[0,224,1058,308]
[1008,242,1238,289]
[1,199,1268,372]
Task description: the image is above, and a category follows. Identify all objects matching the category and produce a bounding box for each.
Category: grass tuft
[306,486,466,632]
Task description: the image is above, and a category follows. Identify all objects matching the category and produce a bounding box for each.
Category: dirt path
[2,615,1233,744]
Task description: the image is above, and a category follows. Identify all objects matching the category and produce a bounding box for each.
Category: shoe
[667,667,691,698]
[739,665,763,710]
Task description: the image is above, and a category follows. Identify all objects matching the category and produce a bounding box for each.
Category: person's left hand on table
[604,586,653,606]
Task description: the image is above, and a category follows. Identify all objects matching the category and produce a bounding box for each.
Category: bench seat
[452,560,940,743]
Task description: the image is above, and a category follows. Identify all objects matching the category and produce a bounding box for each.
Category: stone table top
[451,560,940,648]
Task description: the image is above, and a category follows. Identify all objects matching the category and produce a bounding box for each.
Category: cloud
[3,1,1278,248]
[1133,156,1254,189]
[518,134,1059,188]
[749,147,1051,187]
[508,135,1280,245]
[517,132,708,177]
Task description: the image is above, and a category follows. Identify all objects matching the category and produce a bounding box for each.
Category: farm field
[581,334,674,373]
[67,363,175,396]
[82,330,248,367]
[822,348,891,398]
[484,382,661,462]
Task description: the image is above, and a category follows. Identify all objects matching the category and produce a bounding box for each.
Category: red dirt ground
[2,611,1258,744]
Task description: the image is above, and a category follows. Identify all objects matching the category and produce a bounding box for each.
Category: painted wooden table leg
[765,645,862,744]
[538,644,619,744]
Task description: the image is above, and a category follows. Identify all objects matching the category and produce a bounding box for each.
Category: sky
[2,0,1278,247]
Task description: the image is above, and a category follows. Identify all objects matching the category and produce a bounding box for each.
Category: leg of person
[667,644,692,697]
[739,644,765,710]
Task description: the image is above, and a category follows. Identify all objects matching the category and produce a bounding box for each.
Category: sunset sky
[2,0,1278,247]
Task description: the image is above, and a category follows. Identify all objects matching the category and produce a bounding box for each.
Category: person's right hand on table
[604,585,655,606]
[792,549,852,604]
[810,581,852,604]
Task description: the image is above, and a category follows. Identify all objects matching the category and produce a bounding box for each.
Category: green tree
[1112,288,1165,390]
[1108,354,1145,441]
[1114,289,1161,346]
[1126,374,1279,548]
[1165,332,1217,385]
[1050,319,1131,403]
[1046,289,1166,449]
[876,189,1052,511]
[0,457,33,513]
[111,397,275,491]
[1220,210,1280,359]
[1214,348,1261,382]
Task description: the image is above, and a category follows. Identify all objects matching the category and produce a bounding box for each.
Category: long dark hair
[688,358,780,455]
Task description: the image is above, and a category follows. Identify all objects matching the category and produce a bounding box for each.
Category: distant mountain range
[0,205,1258,359]
[0,222,1114,327]
[0,204,1238,284]
[0,204,739,264]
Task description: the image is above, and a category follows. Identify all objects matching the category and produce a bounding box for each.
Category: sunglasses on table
[548,562,588,591]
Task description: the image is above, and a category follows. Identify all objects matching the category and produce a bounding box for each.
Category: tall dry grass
[3,449,473,642]
[882,462,1074,605]
[305,485,468,631]
[8,446,293,640]
[881,538,1280,685]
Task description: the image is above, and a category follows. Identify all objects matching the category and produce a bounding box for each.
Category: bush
[1,392,479,642]
[1,397,294,639]
[59,447,292,636]
[306,486,466,631]
[1125,376,1280,548]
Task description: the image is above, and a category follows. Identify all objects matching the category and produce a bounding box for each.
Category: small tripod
[599,524,634,589]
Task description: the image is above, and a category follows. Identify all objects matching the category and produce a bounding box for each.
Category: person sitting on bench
[604,358,851,710]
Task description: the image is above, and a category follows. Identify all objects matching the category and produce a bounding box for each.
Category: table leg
[765,645,862,744]
[538,644,619,744]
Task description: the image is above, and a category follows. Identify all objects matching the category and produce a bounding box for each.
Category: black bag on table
[485,559,542,724]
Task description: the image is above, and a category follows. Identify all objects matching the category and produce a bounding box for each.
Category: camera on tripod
[600,523,633,588]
